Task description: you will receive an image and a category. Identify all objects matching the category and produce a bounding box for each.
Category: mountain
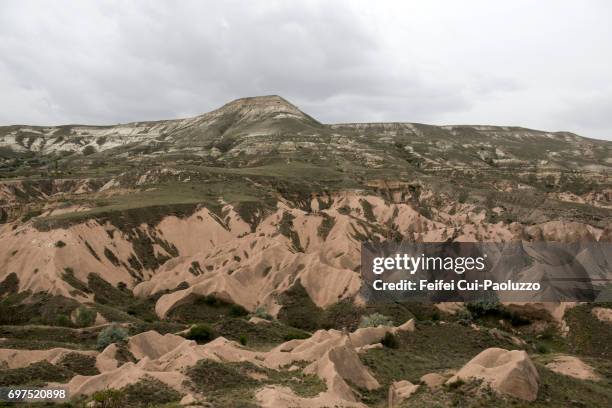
[0,96,610,407]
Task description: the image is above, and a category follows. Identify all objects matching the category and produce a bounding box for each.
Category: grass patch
[186,359,326,406]
[0,361,73,387]
[566,304,612,358]
[57,352,99,376]
[358,321,519,405]
[213,317,311,348]
[168,294,248,324]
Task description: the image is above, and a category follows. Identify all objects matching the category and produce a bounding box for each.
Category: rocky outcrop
[304,344,380,402]
[447,348,539,401]
[419,372,447,389]
[47,319,414,404]
[545,355,600,381]
[388,380,419,406]
[592,307,612,323]
[256,385,366,408]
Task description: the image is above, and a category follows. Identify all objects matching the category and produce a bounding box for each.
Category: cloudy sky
[1,1,611,140]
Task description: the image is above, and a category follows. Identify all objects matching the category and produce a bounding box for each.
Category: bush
[536,343,550,354]
[283,331,311,341]
[75,305,97,327]
[466,300,500,318]
[239,334,248,346]
[55,240,66,248]
[359,313,393,328]
[185,324,216,343]
[97,324,128,350]
[229,304,248,317]
[58,352,99,376]
[91,389,124,408]
[455,308,473,325]
[466,300,531,327]
[252,306,273,321]
[381,332,399,349]
[121,377,181,407]
[55,314,72,327]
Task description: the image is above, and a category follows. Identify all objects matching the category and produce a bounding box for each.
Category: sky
[1,0,611,140]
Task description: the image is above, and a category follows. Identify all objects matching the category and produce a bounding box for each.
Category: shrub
[509,311,531,326]
[75,305,97,327]
[55,314,72,327]
[55,240,66,248]
[185,324,216,343]
[252,306,273,321]
[121,377,181,407]
[239,334,248,346]
[359,313,393,328]
[91,389,124,408]
[283,331,311,341]
[58,352,99,376]
[229,304,248,317]
[381,332,399,349]
[466,300,531,327]
[466,300,500,318]
[455,308,473,325]
[97,324,128,350]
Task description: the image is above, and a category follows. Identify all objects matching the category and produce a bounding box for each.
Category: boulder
[592,307,612,323]
[419,373,446,389]
[388,380,419,407]
[180,393,197,405]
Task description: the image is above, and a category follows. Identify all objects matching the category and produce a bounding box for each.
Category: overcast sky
[1,1,611,140]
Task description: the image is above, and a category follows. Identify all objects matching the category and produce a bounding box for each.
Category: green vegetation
[0,361,73,387]
[120,377,181,407]
[277,211,304,252]
[75,305,97,327]
[465,301,531,327]
[359,321,518,405]
[62,268,92,295]
[185,359,326,406]
[317,213,336,240]
[360,198,376,222]
[57,352,100,376]
[277,281,323,331]
[359,313,394,328]
[97,324,129,350]
[566,304,612,358]
[90,377,181,408]
[184,324,216,344]
[381,331,399,349]
[0,325,100,350]
[213,317,310,347]
[87,273,158,322]
[0,272,19,297]
[0,99,611,407]
[251,306,273,321]
[0,292,80,326]
[168,294,247,324]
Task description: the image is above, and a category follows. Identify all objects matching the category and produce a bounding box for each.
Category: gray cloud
[0,0,610,140]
